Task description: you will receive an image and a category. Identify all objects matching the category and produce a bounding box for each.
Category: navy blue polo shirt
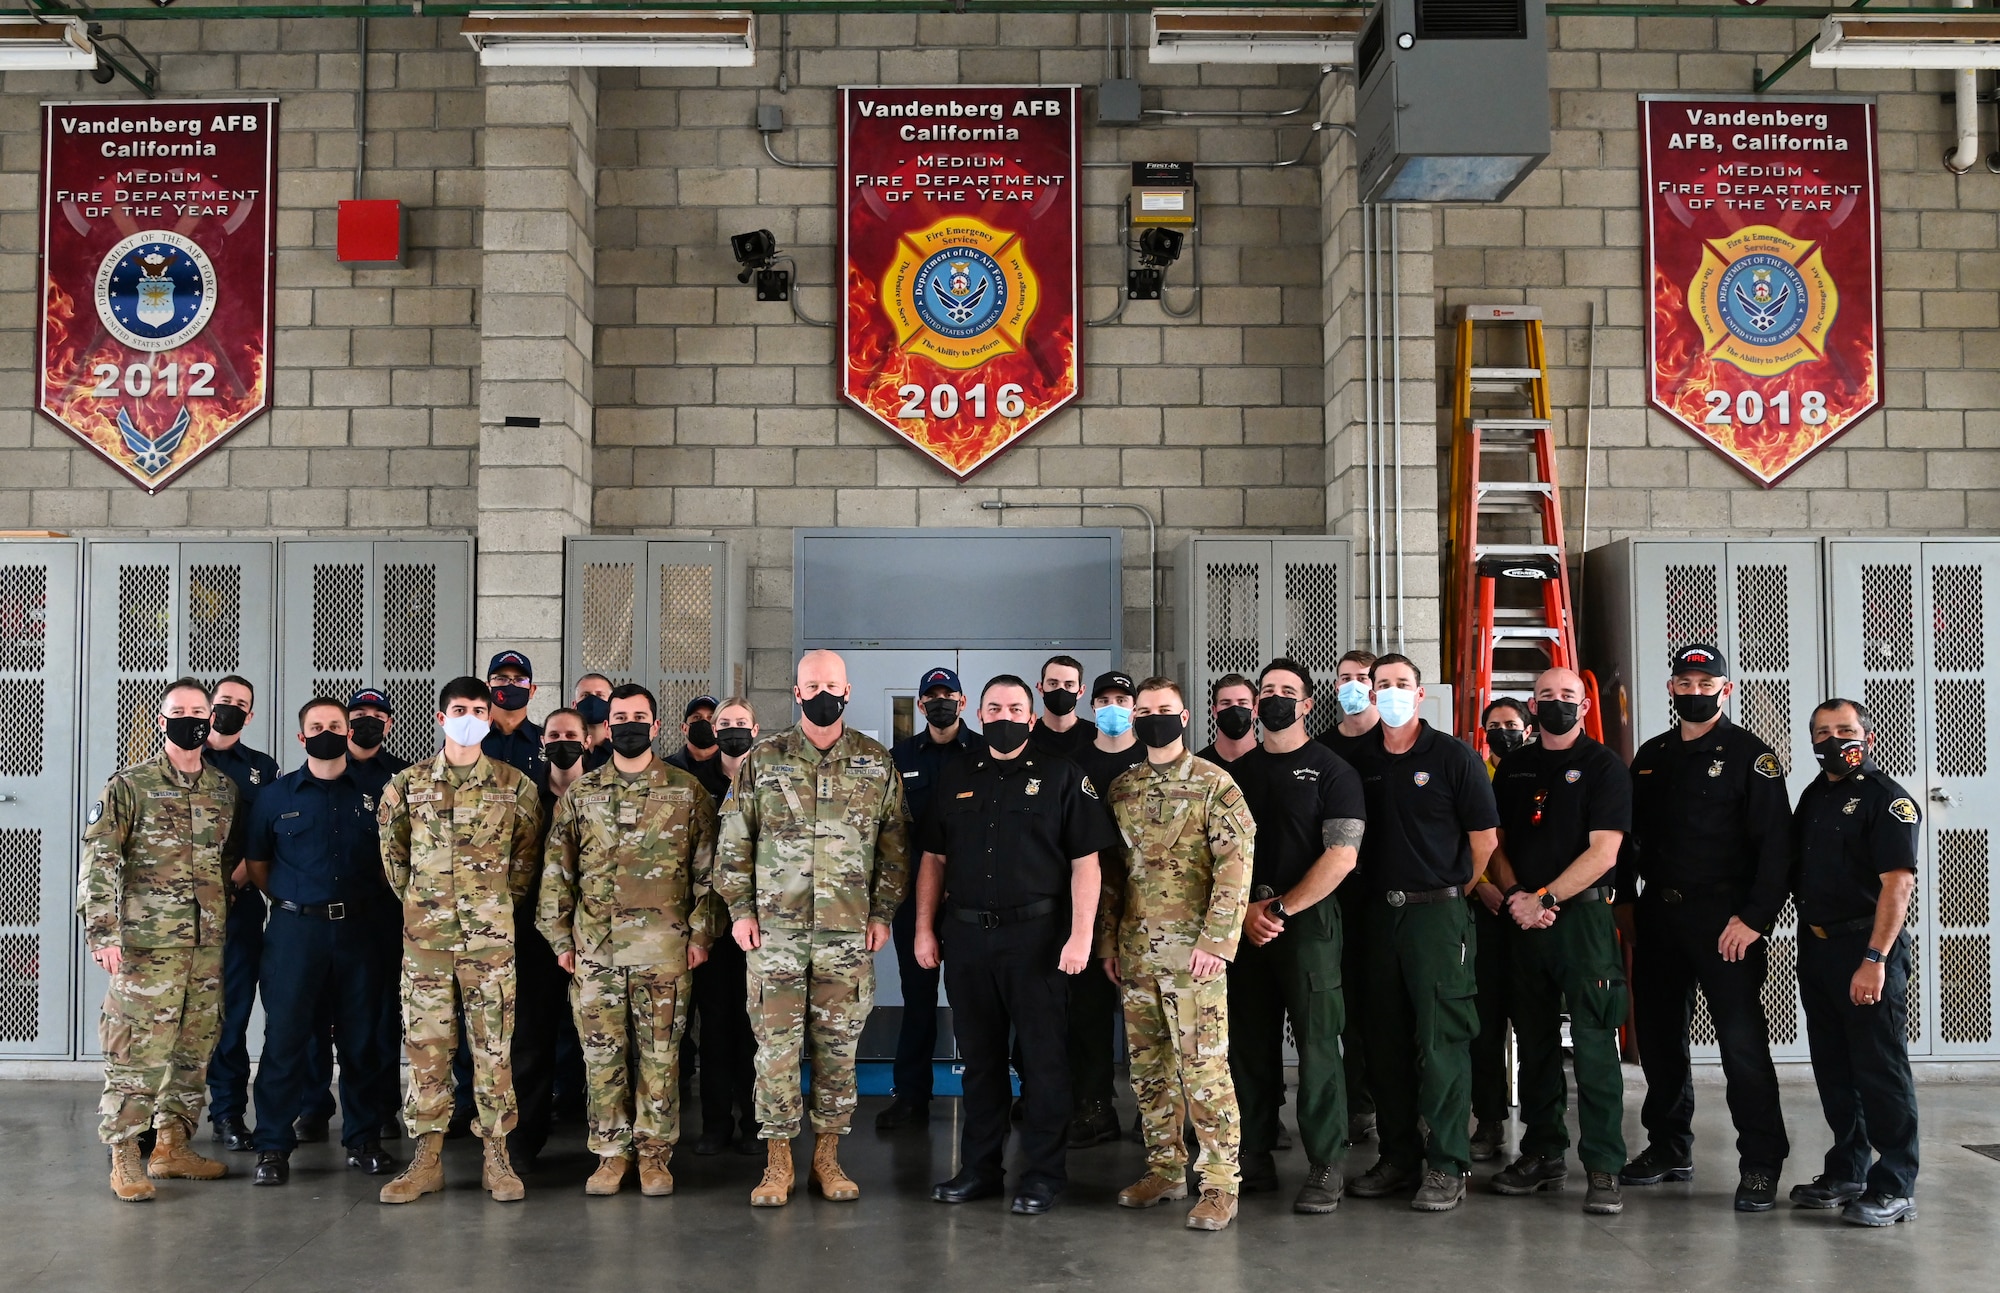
[346,748,410,800]
[893,724,986,826]
[483,717,546,783]
[205,740,282,806]
[244,764,380,907]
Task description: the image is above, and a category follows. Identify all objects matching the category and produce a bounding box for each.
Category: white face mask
[442,713,491,747]
[1336,680,1372,715]
[1374,687,1419,729]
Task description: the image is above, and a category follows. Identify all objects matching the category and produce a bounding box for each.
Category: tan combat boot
[482,1134,525,1202]
[810,1131,860,1201]
[147,1119,227,1180]
[379,1131,445,1204]
[585,1154,629,1196]
[750,1137,794,1207]
[637,1141,675,1197]
[108,1141,156,1202]
[1117,1173,1190,1209]
[1186,1187,1239,1231]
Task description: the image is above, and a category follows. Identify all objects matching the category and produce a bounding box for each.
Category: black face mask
[1135,713,1186,750]
[491,683,531,712]
[1672,691,1722,724]
[575,695,610,726]
[800,690,847,727]
[685,719,717,751]
[1814,735,1867,779]
[349,715,386,750]
[716,727,756,758]
[1257,696,1299,733]
[303,730,348,761]
[544,740,584,770]
[923,697,961,730]
[1215,705,1255,741]
[1042,688,1078,717]
[209,703,247,736]
[1535,699,1580,736]
[983,719,1032,755]
[1485,727,1526,757]
[609,722,655,757]
[164,715,210,750]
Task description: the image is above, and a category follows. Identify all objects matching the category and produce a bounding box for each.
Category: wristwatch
[1269,896,1292,922]
[1537,888,1559,910]
[1862,946,1887,964]
[1503,884,1526,899]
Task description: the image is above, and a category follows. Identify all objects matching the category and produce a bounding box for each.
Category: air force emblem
[883,216,1039,371]
[117,405,190,477]
[1687,226,1835,378]
[95,230,218,354]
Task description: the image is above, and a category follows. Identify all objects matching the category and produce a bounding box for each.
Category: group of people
[80,640,1922,1234]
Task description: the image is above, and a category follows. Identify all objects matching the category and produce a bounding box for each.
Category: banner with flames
[841,86,1078,478]
[1640,96,1880,486]
[39,99,278,493]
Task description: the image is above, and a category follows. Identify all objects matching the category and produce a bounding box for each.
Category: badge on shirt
[618,803,639,826]
[1413,771,1431,787]
[956,791,975,799]
[1889,798,1918,824]
[1707,760,1724,778]
[1025,778,1042,796]
[1565,769,1581,783]
[1292,767,1320,783]
[147,789,180,799]
[1843,798,1860,815]
[250,768,262,785]
[361,795,375,813]
[1080,779,1099,800]
[88,799,103,825]
[1754,753,1782,779]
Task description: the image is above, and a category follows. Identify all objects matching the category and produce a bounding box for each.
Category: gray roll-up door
[78,540,277,1057]
[0,540,81,1057]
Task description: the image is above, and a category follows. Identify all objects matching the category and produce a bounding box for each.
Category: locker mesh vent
[0,566,47,672]
[1935,679,1987,778]
[0,830,39,925]
[1692,992,1716,1045]
[1735,679,1793,777]
[385,680,437,764]
[583,563,637,673]
[1283,562,1342,739]
[117,565,172,672]
[311,565,367,672]
[0,933,36,1042]
[1908,891,1922,1045]
[184,566,242,673]
[658,566,712,675]
[1940,935,1991,1045]
[1661,564,1718,666]
[1939,829,1990,928]
[115,679,165,767]
[1862,679,1916,779]
[312,679,363,715]
[1205,563,1262,674]
[1932,565,1984,673]
[383,565,437,672]
[0,680,42,777]
[1860,564,1914,672]
[1764,901,1801,1045]
[1734,565,1791,671]
[653,681,711,758]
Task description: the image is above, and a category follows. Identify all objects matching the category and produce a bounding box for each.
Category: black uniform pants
[1067,957,1120,1113]
[1470,899,1514,1124]
[509,914,567,1162]
[206,885,265,1124]
[1800,929,1919,1197]
[251,906,389,1153]
[1227,898,1347,1165]
[1632,895,1789,1172]
[942,914,1071,1188]
[303,899,405,1127]
[889,894,941,1102]
[693,932,758,1134]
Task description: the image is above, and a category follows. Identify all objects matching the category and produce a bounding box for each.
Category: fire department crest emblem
[1687,225,1835,378]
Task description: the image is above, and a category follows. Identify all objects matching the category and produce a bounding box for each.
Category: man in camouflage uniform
[1097,677,1255,1232]
[375,677,544,1204]
[712,649,911,1207]
[540,683,724,1198]
[79,678,241,1201]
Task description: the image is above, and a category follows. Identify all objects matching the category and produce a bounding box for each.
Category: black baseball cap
[684,694,720,719]
[1092,671,1138,701]
[346,687,392,714]
[1672,644,1727,677]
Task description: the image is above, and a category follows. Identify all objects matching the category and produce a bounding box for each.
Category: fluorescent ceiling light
[1150,8,1365,64]
[1811,12,2000,69]
[461,10,755,67]
[0,17,97,71]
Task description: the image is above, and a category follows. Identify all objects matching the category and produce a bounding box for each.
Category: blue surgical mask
[1337,680,1372,715]
[1374,687,1418,729]
[1095,704,1133,738]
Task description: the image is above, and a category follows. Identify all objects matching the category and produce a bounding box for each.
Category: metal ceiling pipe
[1945,0,1981,174]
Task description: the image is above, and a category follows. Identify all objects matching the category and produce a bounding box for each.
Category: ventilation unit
[1355,0,1550,202]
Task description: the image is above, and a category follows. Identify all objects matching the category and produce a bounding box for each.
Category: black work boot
[1490,1153,1569,1195]
[1348,1158,1422,1198]
[1619,1144,1693,1186]
[1295,1162,1344,1214]
[1735,1169,1779,1212]
[1790,1174,1865,1209]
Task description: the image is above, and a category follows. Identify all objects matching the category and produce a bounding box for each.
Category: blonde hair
[717,695,757,723]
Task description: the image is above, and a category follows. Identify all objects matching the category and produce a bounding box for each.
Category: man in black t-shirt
[1343,654,1499,1213]
[1227,659,1366,1215]
[1317,648,1382,1143]
[1196,673,1259,774]
[1490,667,1632,1217]
[1028,654,1098,760]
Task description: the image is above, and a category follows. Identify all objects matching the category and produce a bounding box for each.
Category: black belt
[1384,886,1462,907]
[1571,886,1615,905]
[1808,916,1876,939]
[1646,886,1741,906]
[949,898,1058,928]
[271,898,357,921]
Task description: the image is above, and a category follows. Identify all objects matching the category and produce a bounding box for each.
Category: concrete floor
[4,1075,1997,1292]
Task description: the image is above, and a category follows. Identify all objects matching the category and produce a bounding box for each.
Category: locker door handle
[1930,788,1956,807]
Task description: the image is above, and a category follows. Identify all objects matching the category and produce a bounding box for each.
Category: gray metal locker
[1828,539,2000,1060]
[277,539,474,769]
[77,540,278,1058]
[0,539,81,1058]
[1169,536,1352,747]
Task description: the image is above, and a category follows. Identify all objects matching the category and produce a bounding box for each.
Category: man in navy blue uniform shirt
[482,650,545,782]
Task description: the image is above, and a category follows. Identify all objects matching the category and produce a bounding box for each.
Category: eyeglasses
[1530,789,1549,826]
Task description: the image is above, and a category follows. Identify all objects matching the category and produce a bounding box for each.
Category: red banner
[39,99,278,493]
[841,86,1078,479]
[1640,96,1880,486]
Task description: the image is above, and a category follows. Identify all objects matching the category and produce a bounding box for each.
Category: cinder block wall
[1435,14,2000,545]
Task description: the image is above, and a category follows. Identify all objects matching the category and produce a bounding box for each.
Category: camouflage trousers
[746,926,873,1138]
[402,943,516,1138]
[97,946,224,1144]
[1122,967,1241,1193]
[572,957,690,1157]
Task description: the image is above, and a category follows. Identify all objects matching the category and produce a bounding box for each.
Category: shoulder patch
[1889,797,1919,824]
[1080,778,1099,800]
[88,799,103,825]
[1754,753,1783,779]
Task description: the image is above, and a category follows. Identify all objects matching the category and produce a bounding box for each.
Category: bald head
[1533,667,1585,703]
[797,649,849,694]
